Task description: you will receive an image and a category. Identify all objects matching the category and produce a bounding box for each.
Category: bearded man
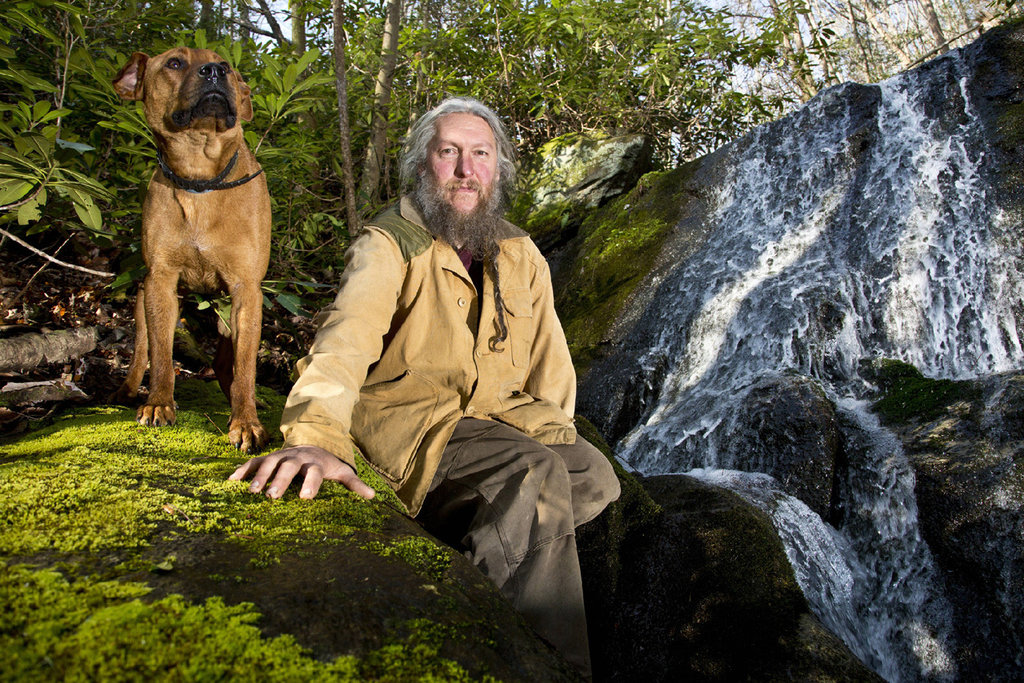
[230,97,620,675]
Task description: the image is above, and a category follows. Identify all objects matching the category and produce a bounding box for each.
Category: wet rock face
[577,471,880,682]
[721,373,841,519]
[881,373,1024,681]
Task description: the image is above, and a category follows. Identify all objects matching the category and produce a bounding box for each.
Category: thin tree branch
[0,227,113,278]
[248,0,289,46]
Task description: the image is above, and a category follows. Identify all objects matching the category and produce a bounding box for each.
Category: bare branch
[0,227,113,278]
[248,0,290,46]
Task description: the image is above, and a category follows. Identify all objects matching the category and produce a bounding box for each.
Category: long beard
[414,173,510,349]
[414,175,506,259]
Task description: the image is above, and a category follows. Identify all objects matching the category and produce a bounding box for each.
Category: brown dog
[112,47,271,453]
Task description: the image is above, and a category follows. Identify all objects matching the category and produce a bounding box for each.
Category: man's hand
[228,445,375,501]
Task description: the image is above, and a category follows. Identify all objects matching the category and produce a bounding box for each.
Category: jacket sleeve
[521,250,577,420]
[279,228,404,467]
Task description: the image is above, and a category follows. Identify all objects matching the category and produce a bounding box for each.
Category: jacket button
[458,297,467,307]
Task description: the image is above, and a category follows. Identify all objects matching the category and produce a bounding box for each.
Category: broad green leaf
[0,180,33,206]
[72,196,103,231]
[16,192,42,224]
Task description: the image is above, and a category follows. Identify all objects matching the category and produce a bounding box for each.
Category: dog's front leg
[114,288,149,402]
[225,279,268,452]
[137,268,180,427]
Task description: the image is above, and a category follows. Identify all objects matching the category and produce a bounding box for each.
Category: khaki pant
[418,418,621,676]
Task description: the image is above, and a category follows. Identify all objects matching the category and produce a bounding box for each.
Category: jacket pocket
[350,370,440,482]
[492,398,577,445]
[501,288,533,368]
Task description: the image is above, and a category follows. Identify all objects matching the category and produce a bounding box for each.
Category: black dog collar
[156,149,264,194]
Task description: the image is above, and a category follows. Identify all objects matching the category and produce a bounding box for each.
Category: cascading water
[609,49,1023,681]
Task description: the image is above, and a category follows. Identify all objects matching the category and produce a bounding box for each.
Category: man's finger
[248,454,286,493]
[266,456,303,499]
[228,456,264,481]
[299,464,324,500]
[339,470,375,499]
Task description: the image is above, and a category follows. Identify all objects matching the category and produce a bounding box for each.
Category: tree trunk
[920,0,949,54]
[333,0,361,236]
[358,0,403,211]
[199,0,217,38]
[768,0,818,101]
[290,0,306,56]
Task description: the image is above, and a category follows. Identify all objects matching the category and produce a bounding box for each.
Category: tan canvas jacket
[280,196,577,515]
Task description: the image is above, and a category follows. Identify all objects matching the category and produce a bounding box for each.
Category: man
[230,97,620,675]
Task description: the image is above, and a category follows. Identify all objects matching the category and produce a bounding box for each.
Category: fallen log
[0,326,98,372]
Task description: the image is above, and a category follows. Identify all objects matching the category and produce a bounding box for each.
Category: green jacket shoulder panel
[366,206,433,262]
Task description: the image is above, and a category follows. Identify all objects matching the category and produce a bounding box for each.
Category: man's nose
[454,153,475,178]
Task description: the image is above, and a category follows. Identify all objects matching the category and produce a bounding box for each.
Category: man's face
[426,113,498,215]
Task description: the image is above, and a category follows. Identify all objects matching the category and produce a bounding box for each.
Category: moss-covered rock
[578,462,879,682]
[0,380,581,682]
[861,358,979,425]
[511,131,653,251]
[865,370,1024,680]
[554,167,694,374]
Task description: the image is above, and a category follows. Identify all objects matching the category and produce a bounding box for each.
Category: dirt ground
[0,239,320,437]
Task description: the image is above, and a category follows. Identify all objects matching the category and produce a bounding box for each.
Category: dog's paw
[111,383,140,405]
[137,404,177,427]
[229,419,269,454]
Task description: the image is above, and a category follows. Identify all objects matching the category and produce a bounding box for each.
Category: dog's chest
[172,191,230,290]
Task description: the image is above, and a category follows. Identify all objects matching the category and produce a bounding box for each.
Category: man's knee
[553,436,621,526]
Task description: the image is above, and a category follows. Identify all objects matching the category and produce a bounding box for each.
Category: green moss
[0,562,483,682]
[868,358,979,424]
[0,398,394,568]
[0,393,506,681]
[558,168,689,372]
[363,535,452,582]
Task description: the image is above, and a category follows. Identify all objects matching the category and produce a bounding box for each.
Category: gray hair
[400,97,517,196]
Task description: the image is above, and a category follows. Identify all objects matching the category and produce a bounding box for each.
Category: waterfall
[609,48,1023,681]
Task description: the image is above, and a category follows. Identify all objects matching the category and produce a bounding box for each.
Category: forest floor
[0,241,320,438]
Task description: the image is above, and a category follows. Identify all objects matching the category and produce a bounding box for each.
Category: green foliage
[397,0,786,167]
[1,0,799,328]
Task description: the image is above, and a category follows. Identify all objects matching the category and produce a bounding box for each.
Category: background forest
[1,0,1017,325]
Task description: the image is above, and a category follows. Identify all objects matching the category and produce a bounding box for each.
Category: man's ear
[112,52,149,101]
[234,74,253,122]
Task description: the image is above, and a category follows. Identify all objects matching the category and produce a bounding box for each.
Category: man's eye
[166,58,183,70]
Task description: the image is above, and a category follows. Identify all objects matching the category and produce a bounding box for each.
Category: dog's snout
[198,62,228,82]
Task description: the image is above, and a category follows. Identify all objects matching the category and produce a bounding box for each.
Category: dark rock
[578,468,878,682]
[877,372,1024,680]
[721,373,841,519]
[573,419,876,682]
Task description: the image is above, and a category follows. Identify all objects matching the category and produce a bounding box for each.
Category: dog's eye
[220,62,231,73]
[165,58,183,70]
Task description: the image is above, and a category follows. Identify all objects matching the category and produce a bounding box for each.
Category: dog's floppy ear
[113,52,149,101]
[233,72,253,122]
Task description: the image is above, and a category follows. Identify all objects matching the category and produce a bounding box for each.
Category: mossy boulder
[574,420,877,682]
[0,379,580,682]
[511,131,653,252]
[553,167,701,375]
[864,367,1024,680]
